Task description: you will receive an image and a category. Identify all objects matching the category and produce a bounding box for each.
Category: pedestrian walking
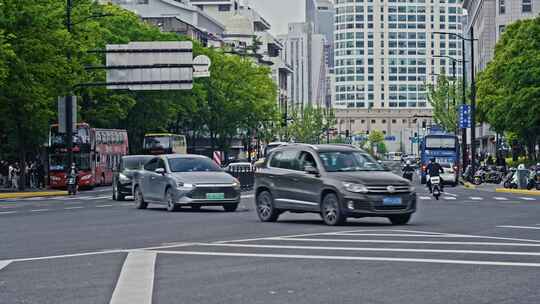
[0,160,8,187]
[37,160,45,189]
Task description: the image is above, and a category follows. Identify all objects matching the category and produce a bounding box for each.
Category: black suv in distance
[254,144,417,226]
[112,155,153,201]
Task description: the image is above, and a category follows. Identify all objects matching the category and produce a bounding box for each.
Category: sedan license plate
[206,193,225,200]
[383,197,402,206]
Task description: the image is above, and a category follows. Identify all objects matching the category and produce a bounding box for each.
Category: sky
[248,0,306,36]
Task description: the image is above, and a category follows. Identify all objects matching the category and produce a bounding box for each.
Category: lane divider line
[0,211,17,215]
[109,251,156,304]
[0,260,12,272]
[497,225,540,230]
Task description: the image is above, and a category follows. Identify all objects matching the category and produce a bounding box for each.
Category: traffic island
[495,188,540,196]
[0,191,68,200]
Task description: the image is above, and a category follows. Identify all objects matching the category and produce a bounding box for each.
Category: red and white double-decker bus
[48,123,129,189]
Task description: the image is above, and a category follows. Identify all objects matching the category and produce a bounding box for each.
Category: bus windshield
[49,153,91,172]
[50,126,91,147]
[425,137,456,149]
[144,136,170,150]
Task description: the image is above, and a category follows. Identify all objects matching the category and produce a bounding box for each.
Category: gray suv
[133,154,241,212]
[254,144,416,226]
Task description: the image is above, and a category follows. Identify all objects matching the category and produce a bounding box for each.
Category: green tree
[288,105,328,144]
[476,16,540,160]
[426,73,460,133]
[367,130,385,157]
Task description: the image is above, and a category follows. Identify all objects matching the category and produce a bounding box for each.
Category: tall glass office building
[334,0,464,109]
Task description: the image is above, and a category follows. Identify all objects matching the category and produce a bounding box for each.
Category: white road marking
[64,207,84,210]
[443,196,457,200]
[494,197,508,201]
[497,226,540,230]
[96,205,114,208]
[84,196,110,201]
[0,260,12,271]
[419,196,431,200]
[241,194,254,199]
[334,233,487,238]
[120,203,133,206]
[200,243,540,257]
[469,197,483,200]
[443,192,458,197]
[109,251,156,304]
[26,197,45,201]
[30,209,50,212]
[520,197,536,201]
[270,237,540,247]
[153,250,540,268]
[0,211,17,215]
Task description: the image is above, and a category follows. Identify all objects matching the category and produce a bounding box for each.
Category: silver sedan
[133,154,241,212]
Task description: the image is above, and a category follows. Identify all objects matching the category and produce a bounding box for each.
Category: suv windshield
[122,158,150,170]
[168,158,222,173]
[319,151,385,172]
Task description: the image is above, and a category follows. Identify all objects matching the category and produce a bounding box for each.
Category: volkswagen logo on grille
[387,186,396,193]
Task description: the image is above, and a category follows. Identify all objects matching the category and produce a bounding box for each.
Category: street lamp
[433,30,478,172]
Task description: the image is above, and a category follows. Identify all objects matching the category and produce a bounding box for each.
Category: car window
[157,159,166,170]
[319,151,385,172]
[298,151,317,170]
[269,150,299,170]
[168,158,222,172]
[144,158,158,171]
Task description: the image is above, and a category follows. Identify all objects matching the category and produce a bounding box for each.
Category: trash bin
[516,169,530,189]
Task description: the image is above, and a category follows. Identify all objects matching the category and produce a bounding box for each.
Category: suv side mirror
[305,165,319,175]
[155,168,166,175]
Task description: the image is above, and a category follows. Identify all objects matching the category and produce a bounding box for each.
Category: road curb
[463,182,476,190]
[495,188,540,196]
[0,191,68,200]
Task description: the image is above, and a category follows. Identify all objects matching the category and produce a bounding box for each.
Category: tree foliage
[427,73,461,133]
[287,105,335,144]
[0,0,279,160]
[476,16,540,159]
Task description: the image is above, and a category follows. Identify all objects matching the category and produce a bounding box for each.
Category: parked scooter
[484,166,503,184]
[472,167,485,185]
[503,168,518,189]
[527,166,540,190]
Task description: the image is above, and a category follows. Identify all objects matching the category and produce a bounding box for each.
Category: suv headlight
[118,173,130,183]
[409,186,416,192]
[343,182,369,194]
[232,179,241,190]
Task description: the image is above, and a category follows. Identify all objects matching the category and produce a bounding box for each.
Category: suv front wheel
[321,193,346,226]
[256,191,280,222]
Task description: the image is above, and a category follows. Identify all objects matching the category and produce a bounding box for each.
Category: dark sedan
[112,155,153,201]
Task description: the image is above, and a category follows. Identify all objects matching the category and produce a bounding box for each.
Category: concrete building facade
[463,0,540,155]
[333,0,465,152]
[109,0,225,46]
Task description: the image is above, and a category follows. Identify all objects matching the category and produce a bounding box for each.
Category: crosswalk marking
[96,205,113,208]
[110,251,156,304]
[0,260,12,272]
[30,209,50,212]
[420,196,431,200]
[0,211,17,215]
[494,197,508,201]
[470,197,483,200]
[269,237,540,247]
[520,197,536,201]
[198,243,540,257]
[64,207,84,210]
[153,250,540,268]
[497,225,540,230]
[443,196,457,200]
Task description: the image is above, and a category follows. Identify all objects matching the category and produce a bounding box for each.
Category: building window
[392,119,397,124]
[218,4,231,11]
[522,0,532,12]
[499,0,505,14]
[499,25,506,36]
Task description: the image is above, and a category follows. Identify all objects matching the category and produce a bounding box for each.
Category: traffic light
[345,130,350,138]
[414,132,418,138]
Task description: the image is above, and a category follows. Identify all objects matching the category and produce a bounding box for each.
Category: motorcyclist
[426,158,444,193]
[67,163,78,195]
[402,160,415,181]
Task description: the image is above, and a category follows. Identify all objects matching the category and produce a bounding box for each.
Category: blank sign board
[106,41,193,91]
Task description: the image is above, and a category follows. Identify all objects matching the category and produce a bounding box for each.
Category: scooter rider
[402,160,415,181]
[67,163,78,195]
[426,158,444,193]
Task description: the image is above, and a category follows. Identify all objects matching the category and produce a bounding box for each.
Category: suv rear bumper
[341,192,417,217]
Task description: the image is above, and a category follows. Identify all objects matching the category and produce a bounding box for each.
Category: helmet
[406,160,411,165]
[517,164,526,170]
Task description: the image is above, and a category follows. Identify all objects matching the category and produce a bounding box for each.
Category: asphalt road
[1,180,540,304]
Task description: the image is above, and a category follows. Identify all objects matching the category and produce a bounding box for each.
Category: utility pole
[66,0,74,172]
[461,39,468,172]
[470,27,477,172]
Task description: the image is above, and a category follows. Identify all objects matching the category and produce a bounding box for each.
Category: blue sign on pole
[459,105,472,128]
[384,136,396,142]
